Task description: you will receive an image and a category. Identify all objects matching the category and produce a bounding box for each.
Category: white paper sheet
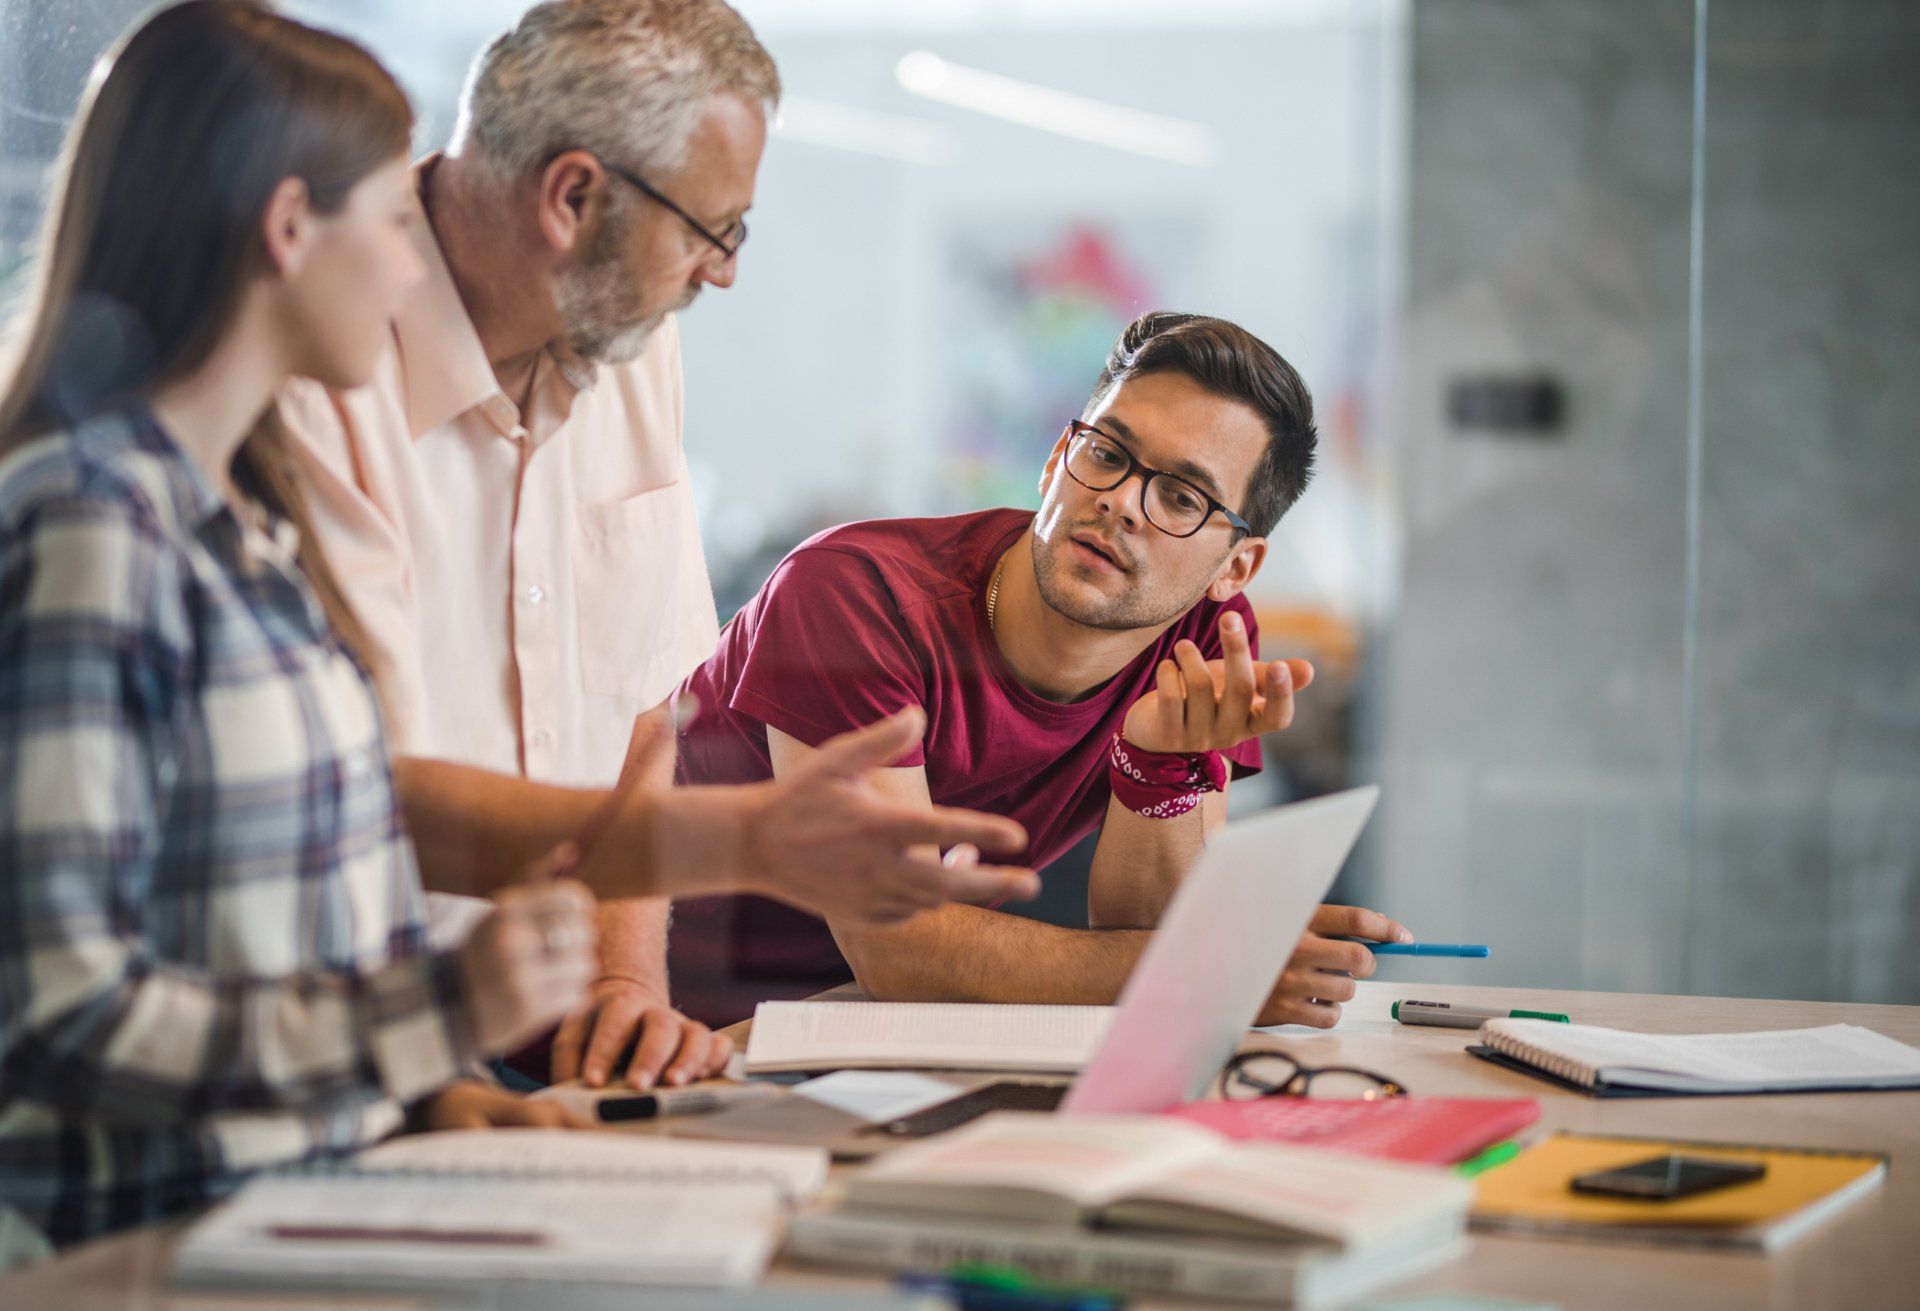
[791,1070,968,1121]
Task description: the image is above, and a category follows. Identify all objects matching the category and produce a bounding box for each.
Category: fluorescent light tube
[895,51,1220,167]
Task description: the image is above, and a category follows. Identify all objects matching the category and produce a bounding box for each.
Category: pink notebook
[1164,1096,1540,1165]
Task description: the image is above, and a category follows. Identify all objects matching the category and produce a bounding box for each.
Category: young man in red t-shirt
[670,312,1411,1027]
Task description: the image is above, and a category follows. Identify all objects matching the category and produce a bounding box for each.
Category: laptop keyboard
[868,1081,1070,1137]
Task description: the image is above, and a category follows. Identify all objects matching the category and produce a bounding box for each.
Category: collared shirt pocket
[572,483,695,705]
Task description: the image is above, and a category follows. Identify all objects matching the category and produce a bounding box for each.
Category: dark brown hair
[1086,312,1318,538]
[0,0,413,661]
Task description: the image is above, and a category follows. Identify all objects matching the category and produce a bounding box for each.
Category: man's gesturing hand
[1122,610,1313,755]
[742,709,1040,923]
[1255,905,1413,1029]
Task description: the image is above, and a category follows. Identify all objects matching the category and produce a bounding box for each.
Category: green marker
[1392,1000,1571,1029]
[1454,1140,1523,1178]
[940,1262,1125,1307]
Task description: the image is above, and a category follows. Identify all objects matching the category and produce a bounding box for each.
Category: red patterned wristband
[1107,732,1229,820]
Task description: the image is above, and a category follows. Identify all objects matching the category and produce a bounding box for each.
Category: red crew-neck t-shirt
[669,508,1263,1026]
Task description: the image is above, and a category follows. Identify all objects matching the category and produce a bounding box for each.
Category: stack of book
[784,1111,1474,1305]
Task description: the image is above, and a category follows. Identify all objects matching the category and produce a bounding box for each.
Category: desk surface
[5,979,1916,1309]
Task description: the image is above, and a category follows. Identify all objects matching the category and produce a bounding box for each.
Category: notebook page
[1485,1021,1920,1090]
[746,1001,1117,1072]
[1671,1025,1920,1082]
[352,1128,828,1197]
[175,1177,782,1287]
[790,1070,965,1121]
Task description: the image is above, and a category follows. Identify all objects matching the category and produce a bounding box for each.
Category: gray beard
[576,312,666,365]
[554,243,697,364]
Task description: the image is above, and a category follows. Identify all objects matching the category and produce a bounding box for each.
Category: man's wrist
[645,785,765,899]
[587,786,745,900]
[589,972,665,999]
[1108,732,1228,819]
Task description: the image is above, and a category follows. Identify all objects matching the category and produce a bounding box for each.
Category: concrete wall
[1689,0,1920,1001]
[1368,0,1919,1002]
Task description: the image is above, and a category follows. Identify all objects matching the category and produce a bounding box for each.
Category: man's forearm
[1085,791,1225,928]
[395,756,758,902]
[832,905,1149,1005]
[395,757,607,897]
[595,896,671,995]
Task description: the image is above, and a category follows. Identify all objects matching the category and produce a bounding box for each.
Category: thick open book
[745,1001,1117,1074]
[793,1112,1471,1303]
[173,1129,828,1291]
[787,1205,1469,1306]
[1473,1019,1920,1096]
[842,1111,1471,1249]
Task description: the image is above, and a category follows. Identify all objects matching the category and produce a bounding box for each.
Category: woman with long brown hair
[0,1,596,1250]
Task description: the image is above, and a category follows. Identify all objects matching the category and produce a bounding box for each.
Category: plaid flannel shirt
[0,410,477,1248]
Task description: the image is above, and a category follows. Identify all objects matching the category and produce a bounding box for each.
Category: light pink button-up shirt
[278,176,719,794]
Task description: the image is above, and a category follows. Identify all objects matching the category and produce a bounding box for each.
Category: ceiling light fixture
[895,51,1220,167]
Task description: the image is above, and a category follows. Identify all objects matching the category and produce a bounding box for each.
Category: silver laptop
[670,784,1379,1155]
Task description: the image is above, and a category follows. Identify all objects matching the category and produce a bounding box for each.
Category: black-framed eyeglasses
[1062,421,1251,540]
[586,152,747,263]
[1221,1050,1407,1101]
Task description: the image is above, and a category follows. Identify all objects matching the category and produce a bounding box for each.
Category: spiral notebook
[173,1129,829,1291]
[1469,1019,1920,1097]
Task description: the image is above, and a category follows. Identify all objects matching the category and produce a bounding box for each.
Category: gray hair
[451,0,779,184]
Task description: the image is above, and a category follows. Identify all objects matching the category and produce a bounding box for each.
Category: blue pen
[1349,941,1491,958]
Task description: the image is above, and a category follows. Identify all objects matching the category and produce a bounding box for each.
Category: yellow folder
[1471,1133,1886,1251]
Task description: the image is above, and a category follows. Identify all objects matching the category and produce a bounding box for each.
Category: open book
[174,1129,829,1291]
[842,1111,1471,1250]
[1473,1020,1920,1096]
[746,1001,1117,1074]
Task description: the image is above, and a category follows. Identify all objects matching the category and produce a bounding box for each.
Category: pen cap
[1510,1009,1571,1023]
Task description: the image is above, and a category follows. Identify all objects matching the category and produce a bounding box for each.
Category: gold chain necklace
[986,553,1007,632]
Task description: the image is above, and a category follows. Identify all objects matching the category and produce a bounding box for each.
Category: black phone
[1570,1154,1767,1201]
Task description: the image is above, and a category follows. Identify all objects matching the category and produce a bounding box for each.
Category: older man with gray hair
[278,0,1035,1115]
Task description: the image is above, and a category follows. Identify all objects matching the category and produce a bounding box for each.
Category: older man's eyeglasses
[1062,421,1251,539]
[1220,1050,1406,1101]
[590,153,747,263]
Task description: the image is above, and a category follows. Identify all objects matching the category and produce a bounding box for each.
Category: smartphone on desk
[1571,1153,1767,1201]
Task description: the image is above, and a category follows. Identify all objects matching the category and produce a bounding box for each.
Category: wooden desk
[4,980,1915,1309]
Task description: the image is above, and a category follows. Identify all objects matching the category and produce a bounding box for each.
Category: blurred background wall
[2,0,1913,1002]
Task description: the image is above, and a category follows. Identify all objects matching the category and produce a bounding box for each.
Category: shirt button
[525,584,546,605]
